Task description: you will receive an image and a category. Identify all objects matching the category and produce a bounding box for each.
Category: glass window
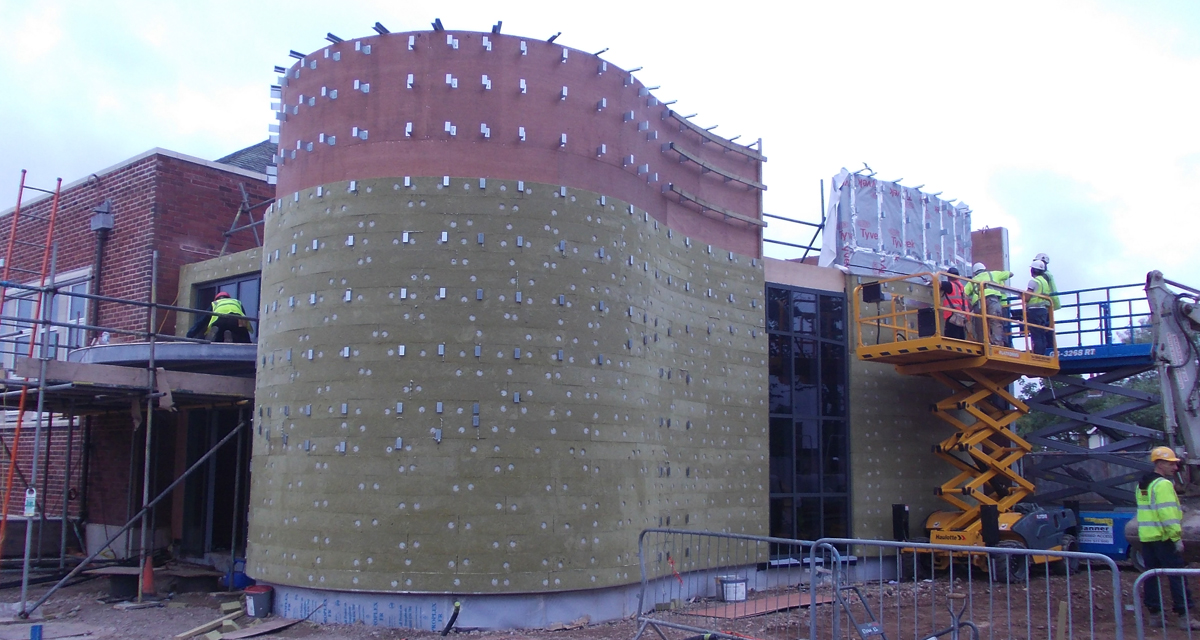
[768,334,791,414]
[792,292,817,335]
[820,295,845,342]
[766,283,850,543]
[795,420,820,493]
[236,278,260,318]
[770,497,794,540]
[767,287,790,332]
[769,418,793,494]
[823,497,849,538]
[821,342,847,417]
[822,420,847,493]
[793,338,818,412]
[797,497,822,541]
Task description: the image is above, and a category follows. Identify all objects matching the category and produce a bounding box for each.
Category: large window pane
[822,420,847,493]
[770,497,795,540]
[797,497,822,541]
[821,342,847,417]
[795,420,820,493]
[769,334,792,414]
[820,295,845,342]
[792,292,817,335]
[769,418,793,494]
[767,287,790,332]
[823,497,849,538]
[793,338,818,413]
[237,277,261,318]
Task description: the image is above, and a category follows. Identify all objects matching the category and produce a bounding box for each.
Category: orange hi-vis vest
[942,280,968,321]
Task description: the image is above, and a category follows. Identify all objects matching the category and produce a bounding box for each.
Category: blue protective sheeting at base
[1057,343,1153,374]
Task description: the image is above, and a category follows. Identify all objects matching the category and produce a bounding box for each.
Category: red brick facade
[0,150,272,542]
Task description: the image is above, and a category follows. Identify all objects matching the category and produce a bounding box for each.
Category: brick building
[0,144,273,559]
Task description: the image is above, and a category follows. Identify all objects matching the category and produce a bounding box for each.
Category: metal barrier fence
[1133,567,1200,639]
[811,538,1122,640]
[634,528,817,640]
[634,529,1129,640]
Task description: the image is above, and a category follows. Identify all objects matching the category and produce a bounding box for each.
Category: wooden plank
[172,611,244,639]
[0,623,99,639]
[217,618,300,639]
[14,358,254,398]
[83,567,144,576]
[678,592,833,619]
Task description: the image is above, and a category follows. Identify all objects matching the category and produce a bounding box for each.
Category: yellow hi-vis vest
[966,271,1013,306]
[1028,275,1061,310]
[207,298,246,330]
[1136,475,1183,543]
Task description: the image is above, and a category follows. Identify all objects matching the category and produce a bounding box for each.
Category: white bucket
[720,577,747,602]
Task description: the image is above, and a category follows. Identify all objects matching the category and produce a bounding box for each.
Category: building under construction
[0,24,1119,632]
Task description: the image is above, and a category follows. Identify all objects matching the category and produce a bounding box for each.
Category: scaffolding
[0,171,259,616]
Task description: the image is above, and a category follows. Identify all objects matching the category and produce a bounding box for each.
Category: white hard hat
[1034,252,1049,264]
[1031,259,1046,271]
[972,262,986,274]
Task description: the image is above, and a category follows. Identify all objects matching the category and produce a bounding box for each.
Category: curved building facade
[249,29,769,624]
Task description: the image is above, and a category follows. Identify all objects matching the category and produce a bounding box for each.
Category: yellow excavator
[854,270,1077,580]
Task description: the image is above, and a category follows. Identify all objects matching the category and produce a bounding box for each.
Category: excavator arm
[1146,271,1200,463]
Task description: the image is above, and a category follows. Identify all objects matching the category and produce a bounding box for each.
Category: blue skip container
[1077,509,1136,561]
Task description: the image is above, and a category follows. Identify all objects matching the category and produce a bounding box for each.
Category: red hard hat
[214,292,232,300]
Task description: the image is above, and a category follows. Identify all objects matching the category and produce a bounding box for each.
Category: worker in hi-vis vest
[939,267,969,340]
[1025,259,1060,356]
[1137,446,1200,629]
[206,292,252,343]
[964,263,1013,347]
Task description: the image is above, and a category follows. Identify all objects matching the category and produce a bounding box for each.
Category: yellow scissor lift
[854,272,1077,578]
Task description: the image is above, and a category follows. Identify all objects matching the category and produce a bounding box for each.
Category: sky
[1,0,1197,293]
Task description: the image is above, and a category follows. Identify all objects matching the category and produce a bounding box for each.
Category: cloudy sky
[1,1,1197,293]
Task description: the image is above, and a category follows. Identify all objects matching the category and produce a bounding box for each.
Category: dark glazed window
[767,283,849,548]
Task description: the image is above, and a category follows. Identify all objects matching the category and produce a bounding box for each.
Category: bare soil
[4,566,1199,639]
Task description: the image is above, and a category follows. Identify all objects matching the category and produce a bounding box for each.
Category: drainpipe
[88,201,114,345]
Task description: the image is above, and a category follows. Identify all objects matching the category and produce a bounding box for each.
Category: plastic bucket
[720,577,747,602]
[245,584,273,618]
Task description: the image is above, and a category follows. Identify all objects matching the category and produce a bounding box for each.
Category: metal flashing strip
[664,143,766,190]
[663,183,766,228]
[664,110,766,161]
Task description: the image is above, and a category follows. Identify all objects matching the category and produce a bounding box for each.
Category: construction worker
[966,263,1014,346]
[206,292,252,343]
[1034,252,1058,295]
[1026,259,1060,355]
[940,267,969,340]
[1137,446,1200,629]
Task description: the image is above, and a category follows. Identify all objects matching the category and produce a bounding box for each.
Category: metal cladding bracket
[663,110,766,161]
[662,142,766,190]
[661,183,765,228]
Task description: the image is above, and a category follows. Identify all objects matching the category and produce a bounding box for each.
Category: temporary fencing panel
[634,529,1130,640]
[1133,567,1200,639]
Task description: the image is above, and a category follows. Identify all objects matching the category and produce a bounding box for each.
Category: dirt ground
[2,566,1198,640]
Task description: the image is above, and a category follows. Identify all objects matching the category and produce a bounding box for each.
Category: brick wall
[0,150,273,545]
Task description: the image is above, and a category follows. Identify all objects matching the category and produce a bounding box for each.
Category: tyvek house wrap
[819,168,971,277]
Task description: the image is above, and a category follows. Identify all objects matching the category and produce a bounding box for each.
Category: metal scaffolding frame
[0,170,260,616]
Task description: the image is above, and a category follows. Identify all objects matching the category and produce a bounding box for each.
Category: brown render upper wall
[277,30,764,257]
